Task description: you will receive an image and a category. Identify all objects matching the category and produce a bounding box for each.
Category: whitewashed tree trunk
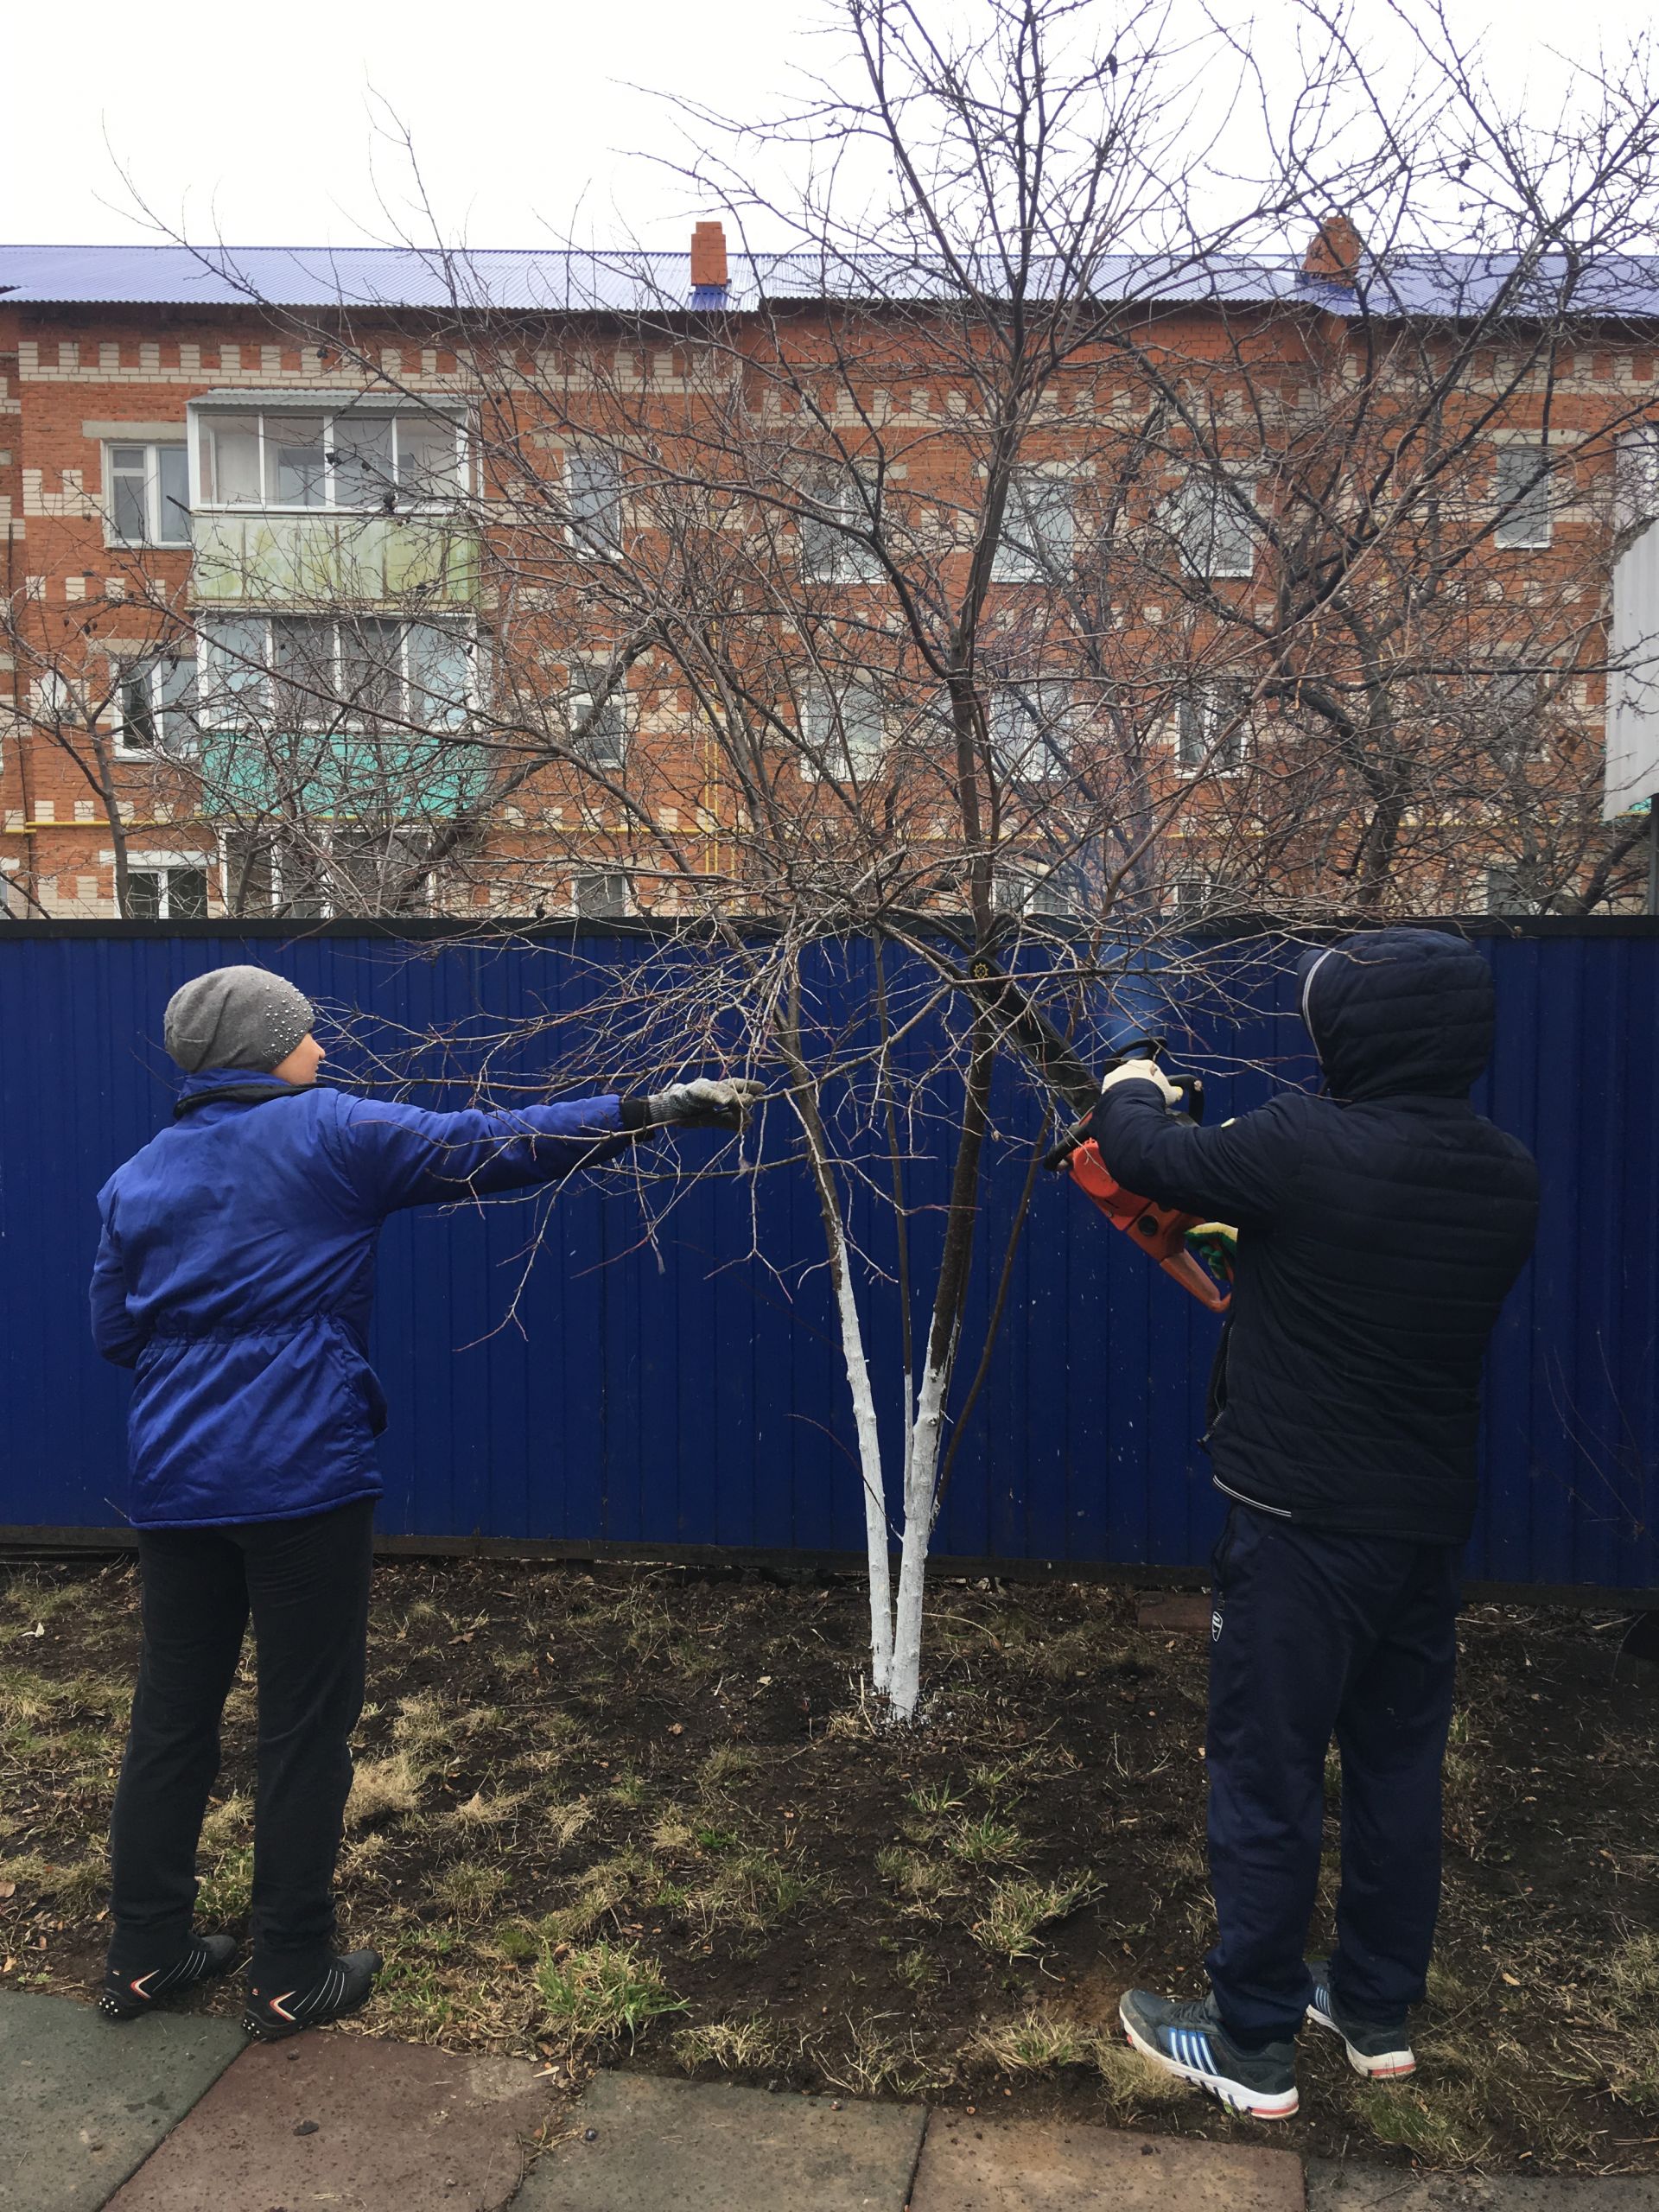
[887,1347,954,1720]
[823,1202,894,1697]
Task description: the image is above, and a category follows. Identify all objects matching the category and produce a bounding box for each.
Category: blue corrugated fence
[0,922,1653,1593]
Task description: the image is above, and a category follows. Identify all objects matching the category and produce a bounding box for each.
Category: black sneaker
[1306,1958,1415,2079]
[99,1932,238,2022]
[244,1948,383,2041]
[1119,1988,1299,2119]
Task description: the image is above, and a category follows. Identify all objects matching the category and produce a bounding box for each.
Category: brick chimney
[1303,213,1363,287]
[690,221,729,290]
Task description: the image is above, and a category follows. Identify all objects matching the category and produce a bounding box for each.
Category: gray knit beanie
[163,966,317,1075]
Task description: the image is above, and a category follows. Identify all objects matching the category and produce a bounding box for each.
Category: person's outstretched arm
[324,1091,639,1214]
[1087,1073,1303,1230]
[325,1077,765,1217]
[89,1211,148,1367]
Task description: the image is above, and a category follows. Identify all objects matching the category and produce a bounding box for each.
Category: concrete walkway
[3,1991,1656,2212]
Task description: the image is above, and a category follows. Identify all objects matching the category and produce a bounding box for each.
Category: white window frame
[115,656,196,759]
[988,678,1074,783]
[105,441,191,548]
[189,401,469,515]
[799,678,886,783]
[991,474,1077,583]
[125,859,213,920]
[1484,861,1543,915]
[1173,472,1257,581]
[993,865,1077,918]
[800,470,883,584]
[564,446,625,560]
[1493,444,1553,550]
[1175,683,1249,776]
[217,826,435,918]
[567,662,628,768]
[572,867,633,918]
[199,616,475,732]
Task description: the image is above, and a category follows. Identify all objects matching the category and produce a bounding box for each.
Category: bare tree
[104,0,1659,1713]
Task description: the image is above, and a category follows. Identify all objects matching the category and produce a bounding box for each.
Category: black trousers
[108,1497,375,1984]
[1204,1503,1459,2044]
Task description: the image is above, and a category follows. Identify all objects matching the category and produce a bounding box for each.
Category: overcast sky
[6,0,1656,254]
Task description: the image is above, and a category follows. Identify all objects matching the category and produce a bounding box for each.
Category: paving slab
[1307,2163,1659,2211]
[516,2069,927,2211]
[105,2029,556,2212]
[0,1989,245,2212]
[911,2109,1306,2211]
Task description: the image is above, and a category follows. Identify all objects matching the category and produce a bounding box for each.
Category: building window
[1176,683,1248,774]
[220,829,433,918]
[566,448,624,558]
[116,658,196,757]
[194,406,464,512]
[1485,862,1544,915]
[801,679,885,782]
[1172,868,1216,921]
[989,679,1073,782]
[992,475,1076,582]
[107,443,190,546]
[800,472,882,583]
[127,864,210,919]
[573,868,632,918]
[1486,661,1543,763]
[994,865,1078,918]
[568,664,627,768]
[1494,446,1552,550]
[199,617,473,729]
[1173,474,1256,579]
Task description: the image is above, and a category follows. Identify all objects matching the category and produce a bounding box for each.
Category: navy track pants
[1204,1503,1460,2044]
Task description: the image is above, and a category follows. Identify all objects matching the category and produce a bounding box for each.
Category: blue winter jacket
[91,1071,635,1529]
[1087,929,1540,1545]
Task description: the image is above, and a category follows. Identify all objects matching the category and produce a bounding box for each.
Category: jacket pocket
[326,1331,389,1439]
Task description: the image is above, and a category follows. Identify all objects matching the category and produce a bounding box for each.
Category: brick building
[2,226,1655,922]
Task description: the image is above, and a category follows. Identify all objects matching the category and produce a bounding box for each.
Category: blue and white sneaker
[1119,1988,1299,2119]
[1306,1958,1415,2079]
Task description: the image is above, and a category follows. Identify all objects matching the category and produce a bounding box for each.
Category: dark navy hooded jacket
[91,1073,636,1529]
[1087,929,1539,1545]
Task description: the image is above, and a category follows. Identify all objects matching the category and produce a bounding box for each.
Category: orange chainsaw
[966,957,1235,1314]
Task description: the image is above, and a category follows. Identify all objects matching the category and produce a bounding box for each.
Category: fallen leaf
[1502,1972,1522,1986]
[0,1883,14,1900]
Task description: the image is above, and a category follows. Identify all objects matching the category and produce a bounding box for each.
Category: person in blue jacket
[91,963,760,2040]
[1092,929,1538,2120]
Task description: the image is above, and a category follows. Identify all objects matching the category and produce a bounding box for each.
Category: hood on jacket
[1296,929,1495,1102]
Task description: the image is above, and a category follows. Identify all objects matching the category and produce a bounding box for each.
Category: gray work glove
[639,1077,766,1132]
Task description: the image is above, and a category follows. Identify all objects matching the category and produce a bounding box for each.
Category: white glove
[1096,1056,1179,1107]
[642,1077,766,1131]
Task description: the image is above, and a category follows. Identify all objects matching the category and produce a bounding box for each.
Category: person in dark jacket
[1097,929,1538,2120]
[91,964,760,2040]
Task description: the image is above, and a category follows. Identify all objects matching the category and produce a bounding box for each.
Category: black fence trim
[2,914,1658,944]
[3,1525,1652,1611]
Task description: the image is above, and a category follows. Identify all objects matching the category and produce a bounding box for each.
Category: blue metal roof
[5,241,1659,321]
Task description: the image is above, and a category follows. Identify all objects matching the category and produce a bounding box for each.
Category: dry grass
[3,1561,1653,2173]
[345,1751,422,1829]
[971,1874,1095,1960]
[535,1939,684,2052]
[673,2012,785,2072]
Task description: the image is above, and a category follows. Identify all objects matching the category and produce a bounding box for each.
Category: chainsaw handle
[1042,1063,1204,1172]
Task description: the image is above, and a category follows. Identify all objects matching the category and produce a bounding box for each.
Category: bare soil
[3,1556,1656,2172]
